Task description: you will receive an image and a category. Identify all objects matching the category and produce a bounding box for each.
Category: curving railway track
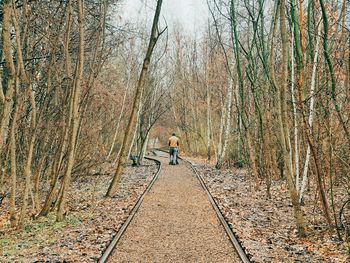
[98,150,251,263]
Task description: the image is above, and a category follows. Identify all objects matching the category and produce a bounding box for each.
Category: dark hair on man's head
[172,132,176,136]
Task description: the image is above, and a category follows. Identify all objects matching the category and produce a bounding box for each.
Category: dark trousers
[169,147,178,165]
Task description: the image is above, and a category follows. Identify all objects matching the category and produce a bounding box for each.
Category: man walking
[168,132,179,165]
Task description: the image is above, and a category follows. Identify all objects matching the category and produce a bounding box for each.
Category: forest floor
[0,160,157,262]
[189,158,349,263]
[1,154,349,262]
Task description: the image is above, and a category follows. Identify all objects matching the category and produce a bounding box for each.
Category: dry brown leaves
[192,163,348,263]
[0,161,157,262]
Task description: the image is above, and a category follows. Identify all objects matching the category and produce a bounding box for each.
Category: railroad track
[98,150,251,263]
[155,148,251,263]
[98,156,162,263]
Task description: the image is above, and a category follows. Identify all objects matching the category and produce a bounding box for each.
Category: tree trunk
[106,0,164,196]
[32,151,48,214]
[206,82,212,161]
[2,0,17,227]
[246,129,259,188]
[319,0,350,149]
[10,3,39,226]
[299,24,322,201]
[290,28,300,190]
[279,0,306,237]
[216,77,233,169]
[0,0,15,157]
[56,0,85,221]
[107,74,129,159]
[294,0,332,227]
[8,88,18,228]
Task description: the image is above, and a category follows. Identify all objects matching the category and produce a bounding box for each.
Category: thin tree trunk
[279,0,306,237]
[10,3,39,226]
[32,138,49,214]
[217,95,226,160]
[106,0,164,196]
[140,131,150,161]
[294,0,332,227]
[38,115,71,217]
[38,0,74,219]
[9,95,18,228]
[229,0,259,185]
[266,109,279,180]
[246,129,260,186]
[107,74,130,159]
[56,0,85,221]
[328,115,342,240]
[9,89,18,228]
[319,0,350,149]
[127,94,144,162]
[0,69,4,104]
[2,0,17,227]
[216,78,233,169]
[206,81,212,161]
[290,28,300,190]
[299,24,322,201]
[0,0,15,157]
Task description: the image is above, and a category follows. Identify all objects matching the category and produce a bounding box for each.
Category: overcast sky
[120,0,209,34]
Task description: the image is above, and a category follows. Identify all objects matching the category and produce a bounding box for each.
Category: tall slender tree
[106,0,165,196]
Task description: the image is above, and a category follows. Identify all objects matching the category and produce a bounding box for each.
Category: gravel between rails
[108,156,240,263]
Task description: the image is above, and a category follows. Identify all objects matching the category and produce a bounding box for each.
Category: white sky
[120,0,209,34]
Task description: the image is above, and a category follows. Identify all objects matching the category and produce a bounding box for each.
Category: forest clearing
[0,0,349,262]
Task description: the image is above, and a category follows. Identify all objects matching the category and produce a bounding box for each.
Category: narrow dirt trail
[108,155,240,262]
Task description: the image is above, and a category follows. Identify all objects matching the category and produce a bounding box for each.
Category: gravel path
[109,156,240,263]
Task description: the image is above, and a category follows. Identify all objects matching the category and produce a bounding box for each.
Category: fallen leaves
[0,161,157,262]
[193,163,349,263]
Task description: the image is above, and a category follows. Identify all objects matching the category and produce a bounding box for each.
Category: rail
[98,157,162,263]
[154,148,251,263]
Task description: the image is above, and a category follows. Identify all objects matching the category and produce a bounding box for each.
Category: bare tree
[106,0,165,196]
